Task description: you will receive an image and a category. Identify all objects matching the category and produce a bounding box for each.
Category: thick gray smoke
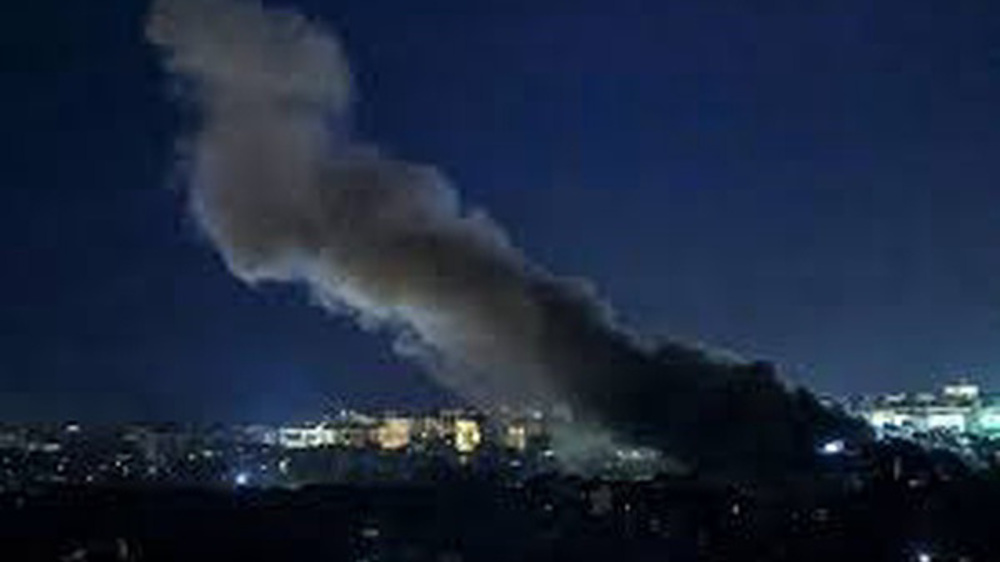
[147,0,868,478]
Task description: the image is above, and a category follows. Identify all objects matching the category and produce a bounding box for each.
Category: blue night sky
[2,0,999,421]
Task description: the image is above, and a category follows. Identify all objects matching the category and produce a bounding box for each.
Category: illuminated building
[867,408,917,430]
[503,424,527,452]
[976,400,1000,436]
[942,382,980,403]
[924,407,968,432]
[278,423,337,449]
[375,418,412,450]
[866,403,972,435]
[454,419,481,453]
[861,381,986,437]
[978,407,1000,433]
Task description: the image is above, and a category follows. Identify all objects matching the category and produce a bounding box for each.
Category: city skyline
[4,2,1000,560]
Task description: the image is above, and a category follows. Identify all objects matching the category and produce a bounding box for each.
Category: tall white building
[862,382,988,437]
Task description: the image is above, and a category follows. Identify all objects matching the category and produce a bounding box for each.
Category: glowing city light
[454,419,481,453]
[234,472,250,487]
[820,439,845,455]
[375,418,413,450]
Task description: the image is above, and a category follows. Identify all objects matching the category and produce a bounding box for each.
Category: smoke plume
[147,0,868,478]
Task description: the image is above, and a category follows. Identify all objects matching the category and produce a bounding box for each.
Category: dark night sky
[2,0,999,421]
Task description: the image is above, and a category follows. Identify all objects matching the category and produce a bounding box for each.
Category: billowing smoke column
[147,0,868,478]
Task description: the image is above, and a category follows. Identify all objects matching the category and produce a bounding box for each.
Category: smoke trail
[147,0,868,477]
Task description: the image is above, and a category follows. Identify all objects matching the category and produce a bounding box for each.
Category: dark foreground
[1,467,999,562]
